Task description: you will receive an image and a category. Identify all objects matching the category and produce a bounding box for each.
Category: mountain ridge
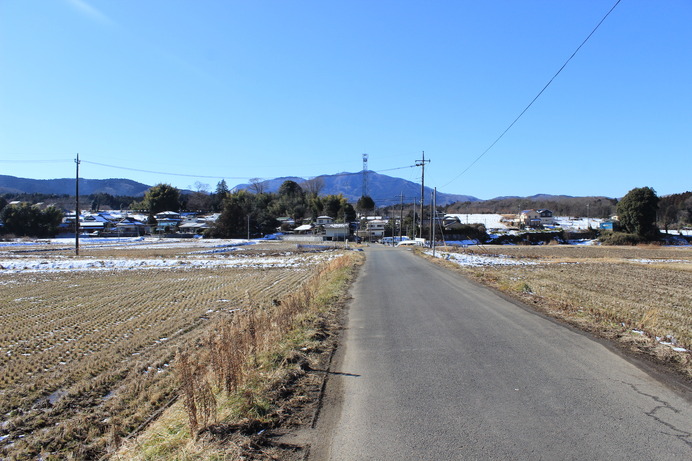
[1,174,625,206]
[233,171,479,206]
[0,175,151,197]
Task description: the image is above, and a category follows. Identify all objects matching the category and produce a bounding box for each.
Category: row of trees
[210,180,358,238]
[0,203,63,238]
[2,181,686,243]
[446,196,618,218]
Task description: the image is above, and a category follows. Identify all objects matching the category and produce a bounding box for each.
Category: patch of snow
[0,254,337,274]
[445,214,508,229]
[640,258,689,264]
[427,251,538,267]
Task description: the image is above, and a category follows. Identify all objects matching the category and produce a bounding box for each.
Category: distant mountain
[1,172,480,206]
[234,171,480,206]
[0,175,151,196]
[491,194,576,201]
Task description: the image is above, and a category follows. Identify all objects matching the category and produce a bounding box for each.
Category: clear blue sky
[1,0,690,200]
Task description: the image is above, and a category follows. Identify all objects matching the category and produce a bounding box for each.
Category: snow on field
[426,250,538,267]
[0,237,338,274]
[0,237,255,250]
[553,216,604,230]
[0,256,333,273]
[445,214,509,229]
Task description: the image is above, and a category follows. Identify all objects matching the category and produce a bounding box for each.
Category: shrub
[598,231,643,246]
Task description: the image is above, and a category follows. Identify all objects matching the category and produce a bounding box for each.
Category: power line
[3,155,419,183]
[443,0,622,189]
[0,159,68,164]
[81,160,250,180]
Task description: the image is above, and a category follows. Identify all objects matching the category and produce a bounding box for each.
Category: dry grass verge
[422,245,692,380]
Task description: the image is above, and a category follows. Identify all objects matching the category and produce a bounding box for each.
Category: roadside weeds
[113,251,364,460]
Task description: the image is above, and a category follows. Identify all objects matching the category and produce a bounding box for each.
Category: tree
[271,180,307,221]
[249,178,266,194]
[302,177,325,197]
[186,182,212,212]
[141,184,181,214]
[210,190,250,237]
[0,203,63,237]
[210,179,230,212]
[616,187,660,240]
[210,190,278,238]
[356,195,375,214]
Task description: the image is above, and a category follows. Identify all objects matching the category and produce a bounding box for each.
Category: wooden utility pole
[75,154,80,256]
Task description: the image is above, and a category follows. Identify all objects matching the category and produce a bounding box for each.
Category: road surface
[310,245,691,460]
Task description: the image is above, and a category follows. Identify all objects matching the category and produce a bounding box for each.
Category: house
[357,219,387,241]
[536,209,555,226]
[323,223,350,241]
[178,217,210,235]
[519,210,542,228]
[599,220,620,231]
[316,216,334,225]
[154,211,181,233]
[79,214,112,235]
[293,224,314,234]
[113,216,147,236]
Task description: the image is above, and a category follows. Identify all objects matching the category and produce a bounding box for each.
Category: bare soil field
[428,244,692,379]
[0,238,348,459]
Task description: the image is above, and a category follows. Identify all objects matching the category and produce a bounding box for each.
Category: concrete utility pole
[415,152,430,239]
[399,192,404,243]
[75,153,80,256]
[432,188,438,256]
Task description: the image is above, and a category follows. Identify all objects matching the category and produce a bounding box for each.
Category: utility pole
[415,151,430,239]
[429,189,434,244]
[432,187,437,257]
[75,154,80,256]
[399,192,404,243]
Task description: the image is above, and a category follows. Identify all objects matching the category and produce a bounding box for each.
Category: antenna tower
[362,153,369,197]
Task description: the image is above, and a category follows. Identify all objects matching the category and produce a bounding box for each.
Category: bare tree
[302,177,325,197]
[249,178,266,194]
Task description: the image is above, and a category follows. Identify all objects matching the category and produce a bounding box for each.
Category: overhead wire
[4,156,420,186]
[442,0,622,189]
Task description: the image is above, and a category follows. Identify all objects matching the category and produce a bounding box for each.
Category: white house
[323,223,350,241]
[316,216,334,225]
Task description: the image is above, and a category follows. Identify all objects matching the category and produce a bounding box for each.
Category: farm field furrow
[0,239,344,459]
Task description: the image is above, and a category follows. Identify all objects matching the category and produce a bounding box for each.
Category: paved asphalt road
[309,245,691,460]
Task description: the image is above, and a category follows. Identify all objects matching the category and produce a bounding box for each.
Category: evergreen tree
[141,184,181,214]
[356,195,375,214]
[617,186,660,240]
[210,179,230,212]
[0,204,63,237]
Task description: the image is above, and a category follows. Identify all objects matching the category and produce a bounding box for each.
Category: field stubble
[0,241,344,459]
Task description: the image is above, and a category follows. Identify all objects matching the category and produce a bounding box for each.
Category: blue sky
[1,0,690,200]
